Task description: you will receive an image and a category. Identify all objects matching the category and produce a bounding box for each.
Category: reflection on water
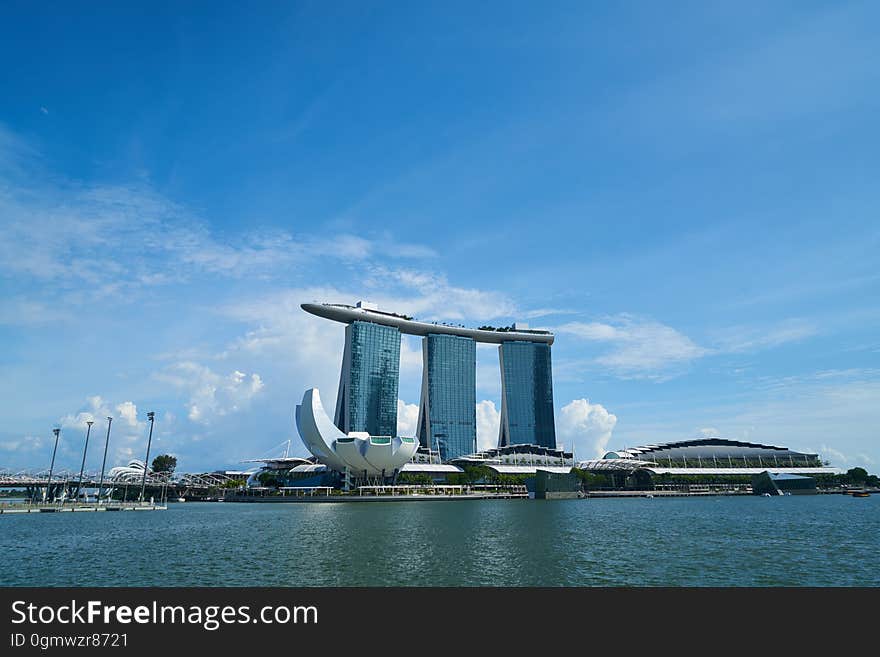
[2,496,878,586]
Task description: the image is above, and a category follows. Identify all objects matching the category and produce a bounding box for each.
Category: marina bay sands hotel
[301,302,556,462]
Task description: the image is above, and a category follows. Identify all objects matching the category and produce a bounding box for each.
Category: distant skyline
[1,1,878,473]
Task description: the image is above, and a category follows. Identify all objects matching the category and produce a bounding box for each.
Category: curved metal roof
[576,460,842,475]
[603,438,817,461]
[577,458,658,471]
[489,465,572,475]
[301,302,554,344]
[400,463,464,473]
[645,466,842,475]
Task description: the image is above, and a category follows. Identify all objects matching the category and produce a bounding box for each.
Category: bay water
[2,495,877,586]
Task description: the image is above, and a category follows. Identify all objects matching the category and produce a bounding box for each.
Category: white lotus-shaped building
[296,388,419,477]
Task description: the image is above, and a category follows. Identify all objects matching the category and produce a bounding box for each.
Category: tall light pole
[97,417,112,504]
[139,411,155,504]
[76,420,93,504]
[45,427,61,503]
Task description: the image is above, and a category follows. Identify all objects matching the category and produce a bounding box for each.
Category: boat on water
[852,491,871,498]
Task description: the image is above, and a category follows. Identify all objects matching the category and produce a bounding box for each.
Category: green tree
[151,454,178,474]
[397,473,433,485]
[257,471,282,487]
[846,467,868,485]
[571,468,612,490]
[461,465,492,483]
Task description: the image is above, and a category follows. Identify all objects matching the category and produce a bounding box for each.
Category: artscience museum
[295,387,419,485]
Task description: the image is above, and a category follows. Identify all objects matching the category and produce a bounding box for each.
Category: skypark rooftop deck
[302,302,554,344]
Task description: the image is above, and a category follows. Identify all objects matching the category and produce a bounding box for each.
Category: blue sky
[1,1,878,474]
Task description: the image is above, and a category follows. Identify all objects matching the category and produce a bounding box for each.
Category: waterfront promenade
[228,483,529,502]
[0,501,166,514]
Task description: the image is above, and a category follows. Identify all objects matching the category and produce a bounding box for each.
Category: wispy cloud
[0,126,441,323]
[711,319,817,353]
[557,315,708,379]
[610,370,880,469]
[0,297,66,326]
[362,267,517,321]
[305,233,437,262]
[558,315,820,380]
[0,435,46,454]
[519,307,578,320]
[0,182,437,289]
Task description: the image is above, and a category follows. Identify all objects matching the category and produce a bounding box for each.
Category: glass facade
[499,341,556,449]
[417,334,476,461]
[334,321,400,437]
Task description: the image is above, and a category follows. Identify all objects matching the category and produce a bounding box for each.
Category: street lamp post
[97,417,112,504]
[76,421,94,504]
[139,411,155,504]
[45,428,61,503]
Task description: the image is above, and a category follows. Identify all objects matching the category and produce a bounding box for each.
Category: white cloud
[328,234,372,260]
[0,183,179,286]
[818,444,847,466]
[557,315,818,380]
[116,401,140,427]
[60,396,116,431]
[712,319,817,353]
[385,241,437,260]
[0,133,440,317]
[801,444,874,470]
[399,336,423,377]
[520,308,578,320]
[220,285,351,410]
[53,396,148,468]
[0,435,46,453]
[0,297,66,326]
[364,268,517,322]
[558,316,707,378]
[695,427,721,438]
[301,233,437,262]
[476,400,500,451]
[642,374,880,471]
[558,398,618,459]
[157,362,265,424]
[0,182,438,297]
[219,275,526,411]
[397,400,420,437]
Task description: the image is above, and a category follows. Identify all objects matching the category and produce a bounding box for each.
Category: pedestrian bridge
[0,468,245,497]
